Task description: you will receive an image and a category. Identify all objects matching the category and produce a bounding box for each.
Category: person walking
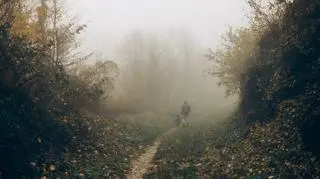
[181,100,191,119]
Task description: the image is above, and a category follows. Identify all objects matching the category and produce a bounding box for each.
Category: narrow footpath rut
[127,128,177,179]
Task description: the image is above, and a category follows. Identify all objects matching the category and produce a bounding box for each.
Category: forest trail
[127,127,177,179]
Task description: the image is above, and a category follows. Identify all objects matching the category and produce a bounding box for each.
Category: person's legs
[183,112,189,120]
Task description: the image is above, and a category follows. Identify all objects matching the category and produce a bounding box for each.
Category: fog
[67,0,249,52]
[66,0,250,114]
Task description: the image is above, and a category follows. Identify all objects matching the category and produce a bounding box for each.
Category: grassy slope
[144,108,320,178]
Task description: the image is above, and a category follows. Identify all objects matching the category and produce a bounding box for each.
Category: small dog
[175,113,188,127]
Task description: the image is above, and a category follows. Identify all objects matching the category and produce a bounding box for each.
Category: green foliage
[0,3,166,178]
[76,60,120,102]
[199,0,320,178]
[208,0,320,127]
[206,26,259,96]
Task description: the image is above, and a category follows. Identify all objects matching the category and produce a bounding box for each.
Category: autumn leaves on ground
[2,0,320,178]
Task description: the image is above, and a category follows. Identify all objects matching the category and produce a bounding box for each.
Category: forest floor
[127,128,177,179]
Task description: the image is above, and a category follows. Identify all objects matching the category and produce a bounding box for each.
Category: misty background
[65,0,249,114]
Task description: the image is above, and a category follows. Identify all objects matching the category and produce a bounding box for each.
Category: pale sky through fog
[66,0,250,56]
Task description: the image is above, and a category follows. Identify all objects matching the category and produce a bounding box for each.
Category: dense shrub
[208,0,320,156]
[0,18,168,178]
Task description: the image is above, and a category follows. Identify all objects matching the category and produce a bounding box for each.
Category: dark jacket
[181,103,191,114]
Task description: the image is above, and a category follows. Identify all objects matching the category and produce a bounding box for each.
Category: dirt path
[127,128,177,179]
